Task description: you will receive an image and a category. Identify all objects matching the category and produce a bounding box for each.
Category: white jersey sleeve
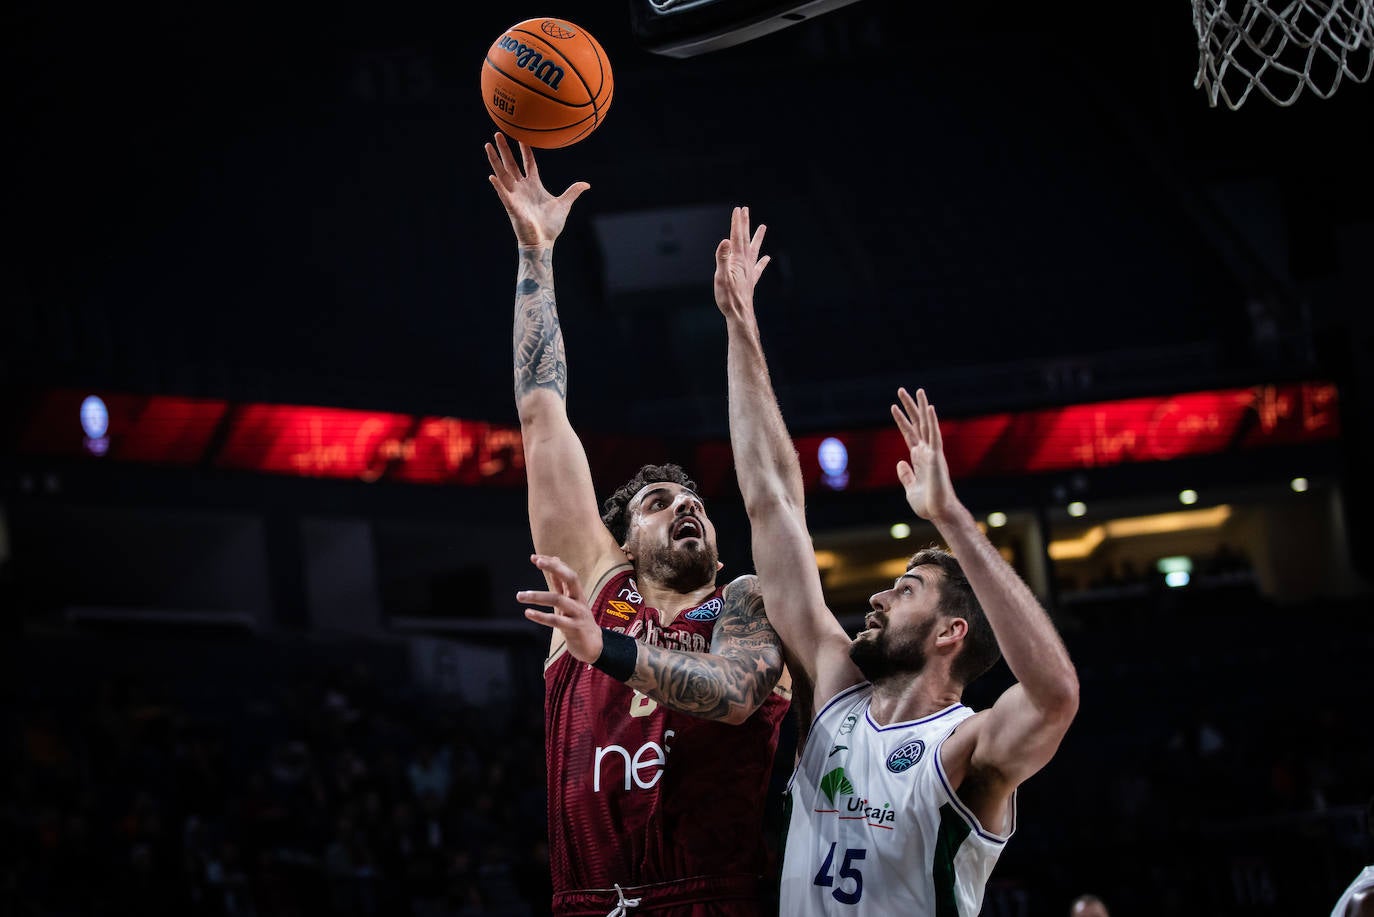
[1331,866,1374,917]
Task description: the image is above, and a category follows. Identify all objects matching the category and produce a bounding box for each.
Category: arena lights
[1290,477,1310,492]
[818,436,849,491]
[79,396,108,438]
[1156,556,1193,575]
[1158,556,1195,588]
[1178,489,1199,505]
[878,557,915,579]
[890,523,911,540]
[987,511,1008,528]
[1106,505,1231,537]
[80,395,110,457]
[1048,527,1105,561]
[1048,506,1233,560]
[1067,502,1087,518]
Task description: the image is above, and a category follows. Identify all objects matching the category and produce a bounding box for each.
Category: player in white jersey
[784,686,1006,914]
[711,206,1081,915]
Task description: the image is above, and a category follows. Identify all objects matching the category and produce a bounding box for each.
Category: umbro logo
[605,600,635,621]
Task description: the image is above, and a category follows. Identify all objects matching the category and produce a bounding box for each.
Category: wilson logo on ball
[493,36,566,90]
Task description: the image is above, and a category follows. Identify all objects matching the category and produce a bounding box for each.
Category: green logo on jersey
[820,767,855,806]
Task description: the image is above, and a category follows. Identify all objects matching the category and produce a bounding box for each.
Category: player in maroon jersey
[487,132,790,916]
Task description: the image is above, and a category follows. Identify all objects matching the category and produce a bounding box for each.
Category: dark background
[8,0,1371,431]
[4,1,1373,915]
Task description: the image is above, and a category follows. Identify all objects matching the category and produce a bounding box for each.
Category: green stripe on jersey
[933,802,972,916]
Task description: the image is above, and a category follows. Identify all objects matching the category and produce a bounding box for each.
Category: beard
[635,538,718,593]
[849,615,936,682]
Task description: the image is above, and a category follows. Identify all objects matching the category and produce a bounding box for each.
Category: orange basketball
[481,18,614,149]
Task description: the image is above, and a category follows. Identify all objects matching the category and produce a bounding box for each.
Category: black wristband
[593,628,638,683]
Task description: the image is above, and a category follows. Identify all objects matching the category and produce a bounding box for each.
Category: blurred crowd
[3,586,1371,916]
[3,660,551,917]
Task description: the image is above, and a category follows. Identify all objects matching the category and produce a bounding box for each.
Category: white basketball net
[1193,0,1374,107]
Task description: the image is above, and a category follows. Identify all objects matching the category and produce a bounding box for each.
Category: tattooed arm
[521,558,785,723]
[486,134,625,626]
[625,575,784,723]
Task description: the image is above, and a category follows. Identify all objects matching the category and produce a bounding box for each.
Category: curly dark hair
[907,547,1002,685]
[600,463,697,545]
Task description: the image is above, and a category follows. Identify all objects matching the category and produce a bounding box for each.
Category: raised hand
[891,387,960,525]
[517,554,606,664]
[713,205,770,324]
[485,132,590,248]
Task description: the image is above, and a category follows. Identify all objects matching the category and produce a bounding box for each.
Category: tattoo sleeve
[625,576,785,723]
[512,247,568,401]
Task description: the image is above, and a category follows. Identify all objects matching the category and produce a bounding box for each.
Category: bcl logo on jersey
[683,597,722,621]
[886,739,926,773]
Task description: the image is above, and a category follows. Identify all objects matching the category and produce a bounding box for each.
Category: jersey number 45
[814,843,866,905]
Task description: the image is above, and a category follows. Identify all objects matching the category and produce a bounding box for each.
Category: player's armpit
[954,683,1076,797]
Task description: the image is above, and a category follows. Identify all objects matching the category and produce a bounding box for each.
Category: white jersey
[1331,866,1374,917]
[781,683,1015,916]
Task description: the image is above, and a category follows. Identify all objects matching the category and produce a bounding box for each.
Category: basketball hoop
[1192,0,1374,108]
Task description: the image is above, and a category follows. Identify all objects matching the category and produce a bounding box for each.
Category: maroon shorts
[552,873,770,916]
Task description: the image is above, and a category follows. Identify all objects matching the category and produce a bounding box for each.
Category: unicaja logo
[496,36,565,90]
[847,797,896,827]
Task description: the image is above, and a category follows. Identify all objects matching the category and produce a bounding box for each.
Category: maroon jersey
[544,566,790,916]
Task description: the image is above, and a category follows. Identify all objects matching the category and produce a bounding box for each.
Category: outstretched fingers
[728,205,767,255]
[925,397,943,454]
[517,588,569,609]
[732,206,748,249]
[484,142,503,177]
[485,135,525,205]
[895,458,916,489]
[902,387,932,443]
[737,206,769,276]
[522,605,571,631]
[516,581,584,632]
[715,237,733,270]
[913,388,931,445]
[559,180,592,207]
[530,553,583,599]
[892,390,919,450]
[516,582,565,628]
[894,386,943,459]
[492,133,521,177]
[519,137,538,180]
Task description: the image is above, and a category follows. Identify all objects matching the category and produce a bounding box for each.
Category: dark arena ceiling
[5,0,1372,440]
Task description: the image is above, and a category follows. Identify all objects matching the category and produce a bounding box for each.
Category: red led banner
[16,390,228,466]
[774,381,1340,493]
[214,406,527,485]
[12,381,1340,490]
